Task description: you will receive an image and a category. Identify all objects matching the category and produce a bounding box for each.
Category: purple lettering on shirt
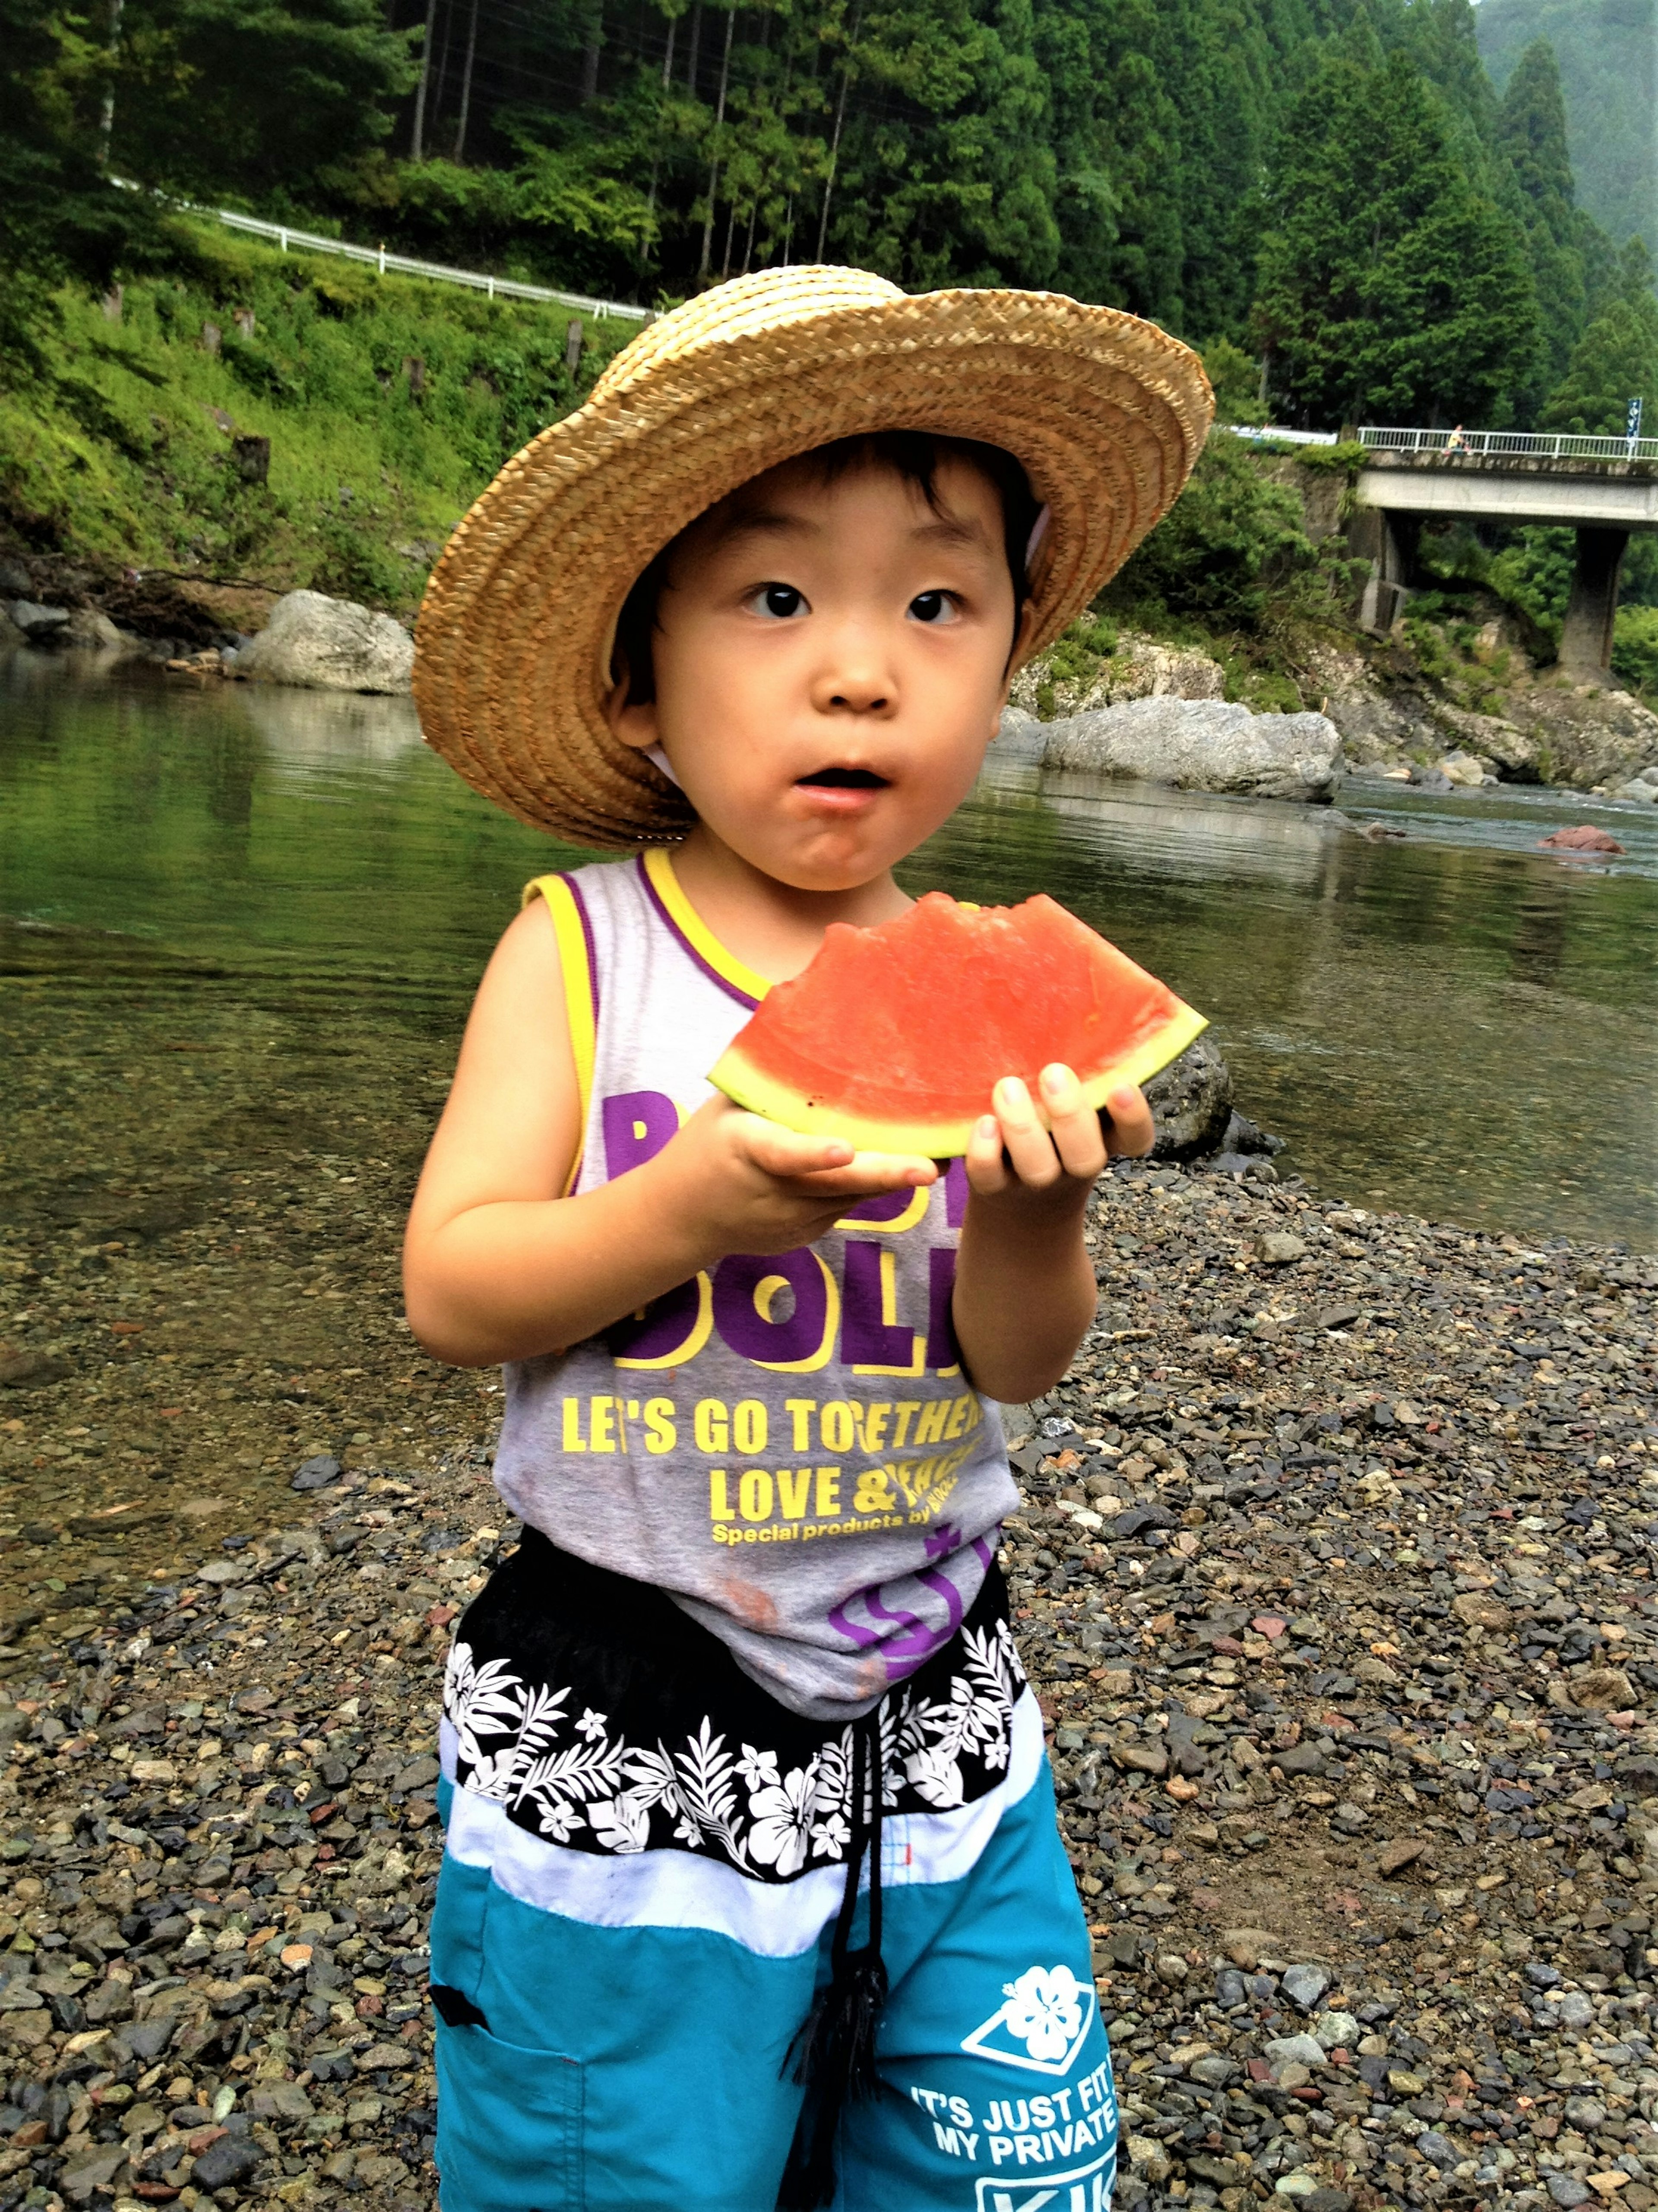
[841,1241,914,1368]
[713,1250,827,1365]
[942,1155,970,1229]
[602,1090,679,1180]
[829,1563,967,1679]
[605,1276,701,1363]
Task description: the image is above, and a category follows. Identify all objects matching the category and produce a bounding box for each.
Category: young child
[405,266,1211,2212]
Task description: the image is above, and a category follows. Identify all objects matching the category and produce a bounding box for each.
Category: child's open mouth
[796,766,889,790]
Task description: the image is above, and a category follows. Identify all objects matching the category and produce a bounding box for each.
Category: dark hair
[611,431,1041,707]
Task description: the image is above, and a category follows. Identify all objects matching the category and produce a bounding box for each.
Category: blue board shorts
[428,1696,1117,2212]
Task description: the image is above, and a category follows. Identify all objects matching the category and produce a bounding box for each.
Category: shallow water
[2,658,1655,1264]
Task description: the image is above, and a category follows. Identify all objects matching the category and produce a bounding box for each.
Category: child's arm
[952,1066,1153,1404]
[403,904,937,1367]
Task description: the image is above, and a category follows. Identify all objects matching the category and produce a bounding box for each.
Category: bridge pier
[1557,526,1627,680]
[1353,509,1419,631]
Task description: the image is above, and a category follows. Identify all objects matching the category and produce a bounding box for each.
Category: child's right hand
[656,1094,937,1260]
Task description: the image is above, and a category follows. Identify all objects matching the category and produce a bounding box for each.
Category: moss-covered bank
[0,217,633,627]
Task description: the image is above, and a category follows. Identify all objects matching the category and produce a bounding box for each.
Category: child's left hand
[963,1064,1154,1208]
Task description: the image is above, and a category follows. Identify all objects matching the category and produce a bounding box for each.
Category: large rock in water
[1041,696,1343,802]
[1145,1036,1234,1161]
[236,590,413,694]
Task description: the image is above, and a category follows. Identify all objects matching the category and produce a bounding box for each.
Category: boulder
[8,600,71,644]
[994,705,1047,760]
[1145,1036,1234,1160]
[236,589,414,694]
[1440,748,1492,787]
[63,608,131,653]
[1041,697,1342,802]
[1009,626,1226,720]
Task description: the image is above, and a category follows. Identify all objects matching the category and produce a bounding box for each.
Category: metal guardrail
[1359,423,1658,463]
[111,179,650,323]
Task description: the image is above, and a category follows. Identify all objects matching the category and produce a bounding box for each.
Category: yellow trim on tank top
[523,874,597,1196]
[642,847,773,1005]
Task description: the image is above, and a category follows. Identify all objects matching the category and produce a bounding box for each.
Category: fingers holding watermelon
[1100,1080,1156,1160]
[662,1094,939,1259]
[964,1064,1105,1198]
[963,1063,1152,1201]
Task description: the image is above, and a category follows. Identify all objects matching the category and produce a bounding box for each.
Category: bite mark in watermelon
[709,892,1206,1156]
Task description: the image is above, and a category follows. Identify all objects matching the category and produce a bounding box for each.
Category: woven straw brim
[414,273,1213,849]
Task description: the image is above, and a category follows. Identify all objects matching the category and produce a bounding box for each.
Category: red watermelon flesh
[709,891,1206,1155]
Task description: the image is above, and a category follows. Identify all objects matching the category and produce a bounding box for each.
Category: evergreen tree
[1541,289,1658,437]
[0,0,157,358]
[1496,38,1596,386]
[827,0,1060,288]
[111,0,416,207]
[1476,0,1656,253]
[1253,44,1542,427]
[1034,0,1186,322]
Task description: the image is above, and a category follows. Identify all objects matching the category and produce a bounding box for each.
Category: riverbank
[0,219,625,645]
[3,229,1653,792]
[0,1163,1652,2208]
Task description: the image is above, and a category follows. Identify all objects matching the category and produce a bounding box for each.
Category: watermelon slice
[709,892,1206,1156]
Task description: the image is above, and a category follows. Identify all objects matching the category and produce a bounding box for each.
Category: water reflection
[1032,767,1351,889]
[237,683,425,773]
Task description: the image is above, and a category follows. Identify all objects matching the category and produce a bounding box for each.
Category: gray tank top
[492,849,1019,1721]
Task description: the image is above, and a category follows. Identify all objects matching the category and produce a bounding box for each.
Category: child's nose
[814,653,892,715]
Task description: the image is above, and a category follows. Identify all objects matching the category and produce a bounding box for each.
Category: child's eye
[746,584,808,620]
[908,591,960,625]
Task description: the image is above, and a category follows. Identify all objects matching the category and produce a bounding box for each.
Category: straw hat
[414,265,1213,849]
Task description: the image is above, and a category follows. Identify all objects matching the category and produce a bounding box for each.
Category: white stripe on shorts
[437,1688,1045,1960]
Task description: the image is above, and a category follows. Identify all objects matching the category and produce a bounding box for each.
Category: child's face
[608,451,1027,891]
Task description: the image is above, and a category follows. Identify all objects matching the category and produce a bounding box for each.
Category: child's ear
[603,666,659,754]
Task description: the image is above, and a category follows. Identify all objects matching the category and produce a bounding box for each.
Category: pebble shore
[0,1158,1649,2212]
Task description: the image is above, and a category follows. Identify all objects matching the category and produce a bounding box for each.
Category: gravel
[1005,1159,1658,2212]
[0,1145,1650,2212]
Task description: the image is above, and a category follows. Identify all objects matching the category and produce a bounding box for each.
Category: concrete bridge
[1351,426,1657,676]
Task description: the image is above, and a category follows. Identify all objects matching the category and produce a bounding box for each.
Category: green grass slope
[0,217,635,615]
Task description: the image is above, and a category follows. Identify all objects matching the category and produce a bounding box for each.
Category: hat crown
[591,265,907,406]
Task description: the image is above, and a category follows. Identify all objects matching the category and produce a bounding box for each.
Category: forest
[3,0,1654,439]
[2,0,1655,692]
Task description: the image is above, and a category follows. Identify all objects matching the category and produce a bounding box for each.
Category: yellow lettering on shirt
[914,1399,947,1446]
[784,1399,814,1452]
[776,1467,813,1520]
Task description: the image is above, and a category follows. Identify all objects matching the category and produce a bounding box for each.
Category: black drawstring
[777,1707,889,2209]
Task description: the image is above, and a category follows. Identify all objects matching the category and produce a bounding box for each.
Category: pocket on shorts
[436,2018,583,2212]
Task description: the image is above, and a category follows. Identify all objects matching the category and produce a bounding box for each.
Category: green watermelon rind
[711,999,1209,1158]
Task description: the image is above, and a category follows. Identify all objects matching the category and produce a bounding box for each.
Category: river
[4,656,1655,1255]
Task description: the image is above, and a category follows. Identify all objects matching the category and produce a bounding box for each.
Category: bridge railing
[1360,424,1658,464]
[1221,425,1339,447]
[111,179,651,324]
